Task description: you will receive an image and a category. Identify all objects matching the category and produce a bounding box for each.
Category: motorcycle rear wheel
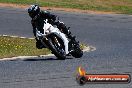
[70,40,83,58]
[71,48,83,58]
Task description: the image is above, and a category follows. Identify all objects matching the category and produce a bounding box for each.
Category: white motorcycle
[36,19,83,60]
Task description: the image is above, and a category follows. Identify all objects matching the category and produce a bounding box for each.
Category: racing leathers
[31,10,74,49]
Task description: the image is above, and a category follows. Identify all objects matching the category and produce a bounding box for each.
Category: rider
[28,5,75,49]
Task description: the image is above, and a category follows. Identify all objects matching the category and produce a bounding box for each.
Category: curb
[0,46,95,61]
[0,54,55,61]
[0,34,34,39]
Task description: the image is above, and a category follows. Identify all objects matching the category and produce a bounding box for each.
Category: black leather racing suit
[31,10,72,49]
[31,11,56,37]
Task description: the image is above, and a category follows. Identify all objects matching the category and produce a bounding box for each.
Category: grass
[0,36,85,59]
[0,0,132,14]
[0,36,50,59]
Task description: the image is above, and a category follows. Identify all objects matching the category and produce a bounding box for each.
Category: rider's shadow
[22,57,73,61]
[23,58,57,61]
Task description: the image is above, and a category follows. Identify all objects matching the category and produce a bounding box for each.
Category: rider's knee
[36,40,45,49]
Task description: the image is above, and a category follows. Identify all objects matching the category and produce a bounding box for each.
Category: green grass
[0,0,132,14]
[0,36,50,59]
[0,36,85,59]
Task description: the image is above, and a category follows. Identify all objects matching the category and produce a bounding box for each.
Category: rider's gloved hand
[36,30,44,40]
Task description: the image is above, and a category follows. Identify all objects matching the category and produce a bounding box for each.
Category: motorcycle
[36,19,83,60]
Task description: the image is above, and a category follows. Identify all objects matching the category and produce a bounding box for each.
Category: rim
[52,37,65,55]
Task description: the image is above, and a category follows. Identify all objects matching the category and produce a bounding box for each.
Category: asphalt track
[0,7,132,88]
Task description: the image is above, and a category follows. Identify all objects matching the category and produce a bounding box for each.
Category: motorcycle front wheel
[47,35,66,60]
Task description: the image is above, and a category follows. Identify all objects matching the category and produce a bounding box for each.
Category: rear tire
[71,48,83,58]
[70,40,83,58]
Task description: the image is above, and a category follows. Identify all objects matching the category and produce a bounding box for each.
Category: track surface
[0,7,132,88]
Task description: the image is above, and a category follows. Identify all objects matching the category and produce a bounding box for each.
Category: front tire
[47,36,66,60]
